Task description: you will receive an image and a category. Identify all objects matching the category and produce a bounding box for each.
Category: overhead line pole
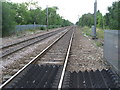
[94,0,97,39]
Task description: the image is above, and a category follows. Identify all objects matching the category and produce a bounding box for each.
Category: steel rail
[58,28,74,89]
[0,28,71,89]
[1,27,68,58]
[1,27,66,49]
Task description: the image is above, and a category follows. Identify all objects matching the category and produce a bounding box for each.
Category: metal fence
[104,30,120,74]
[15,25,46,31]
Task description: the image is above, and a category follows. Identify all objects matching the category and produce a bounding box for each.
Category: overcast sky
[9,0,118,24]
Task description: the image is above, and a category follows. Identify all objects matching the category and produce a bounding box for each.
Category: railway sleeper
[2,67,120,89]
[3,65,62,88]
[62,69,120,89]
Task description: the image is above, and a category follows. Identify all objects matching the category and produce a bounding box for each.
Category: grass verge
[80,26,104,47]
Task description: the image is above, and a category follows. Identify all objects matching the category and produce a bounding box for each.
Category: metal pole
[46,5,48,31]
[78,15,80,26]
[34,22,36,30]
[94,0,97,38]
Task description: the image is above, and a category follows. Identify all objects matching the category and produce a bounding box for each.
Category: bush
[95,41,103,47]
[40,26,46,30]
[82,26,92,36]
[48,25,53,29]
[97,29,104,39]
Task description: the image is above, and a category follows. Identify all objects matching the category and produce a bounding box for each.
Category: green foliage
[40,26,46,30]
[81,26,104,47]
[97,29,104,39]
[76,1,119,30]
[104,1,119,30]
[76,11,103,28]
[81,26,104,39]
[16,29,37,38]
[2,2,16,37]
[96,10,103,28]
[81,26,92,36]
[2,1,73,37]
[77,13,94,27]
[95,41,103,47]
[0,1,2,37]
[44,7,73,26]
[48,25,56,29]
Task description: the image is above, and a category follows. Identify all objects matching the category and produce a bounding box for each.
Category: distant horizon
[8,0,118,24]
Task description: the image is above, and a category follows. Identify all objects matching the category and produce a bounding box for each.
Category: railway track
[0,26,73,87]
[0,26,119,89]
[1,27,68,58]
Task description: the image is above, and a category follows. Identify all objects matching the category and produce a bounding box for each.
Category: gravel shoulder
[2,28,61,46]
[67,27,110,72]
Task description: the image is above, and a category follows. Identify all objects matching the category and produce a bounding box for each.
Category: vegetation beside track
[2,1,73,37]
[77,1,119,47]
[79,26,104,47]
[76,1,119,30]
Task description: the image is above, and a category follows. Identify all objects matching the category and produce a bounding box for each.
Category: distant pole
[34,22,36,30]
[46,5,48,31]
[78,15,80,25]
[94,0,97,39]
[78,15,80,21]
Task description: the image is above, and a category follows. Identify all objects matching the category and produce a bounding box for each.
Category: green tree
[2,1,73,37]
[14,3,30,24]
[77,13,94,27]
[104,1,119,30]
[96,10,103,28]
[2,2,16,37]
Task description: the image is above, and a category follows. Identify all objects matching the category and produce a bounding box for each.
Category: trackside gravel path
[67,27,110,72]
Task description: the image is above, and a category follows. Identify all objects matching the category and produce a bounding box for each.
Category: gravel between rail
[67,27,110,72]
[0,29,67,84]
[2,28,63,47]
[0,27,119,89]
